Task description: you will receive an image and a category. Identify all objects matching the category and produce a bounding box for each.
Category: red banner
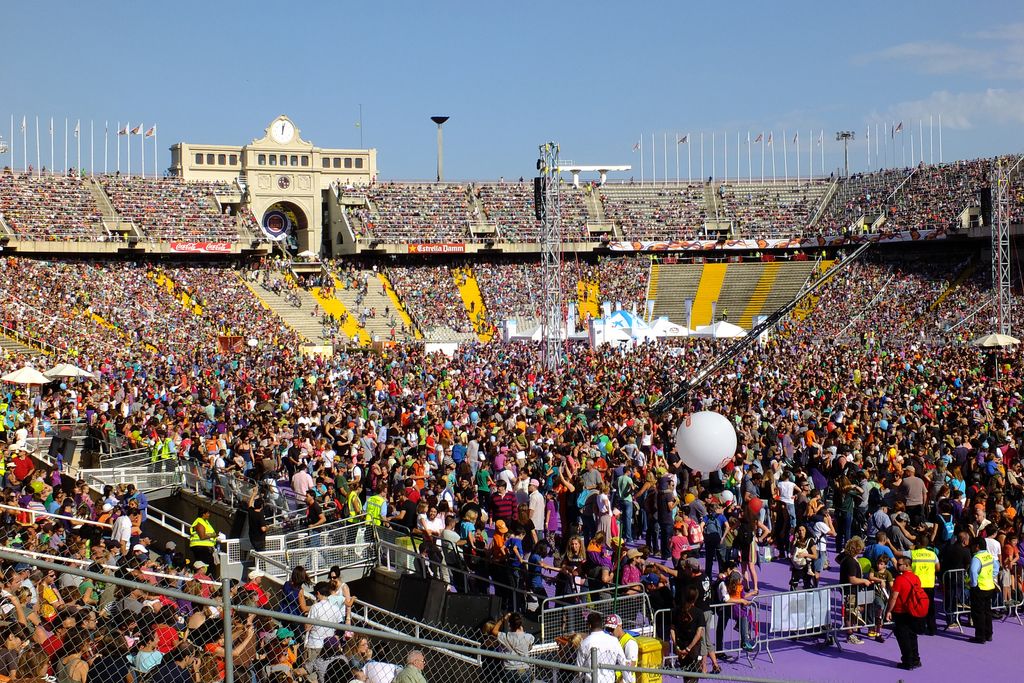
[169,241,234,254]
[407,243,466,254]
[217,335,244,353]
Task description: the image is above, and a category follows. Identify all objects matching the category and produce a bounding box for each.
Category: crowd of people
[0,242,1021,680]
[0,171,104,240]
[100,176,241,241]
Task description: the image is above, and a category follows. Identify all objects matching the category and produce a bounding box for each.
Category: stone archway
[259,201,308,253]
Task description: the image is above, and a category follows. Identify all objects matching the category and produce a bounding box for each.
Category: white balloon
[674,411,737,473]
[720,490,735,504]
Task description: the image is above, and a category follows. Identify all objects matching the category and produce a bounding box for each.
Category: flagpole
[140,123,145,178]
[104,122,108,175]
[761,133,765,183]
[928,114,936,164]
[696,132,704,181]
[808,129,813,179]
[819,129,824,176]
[127,123,131,177]
[651,133,655,184]
[770,134,776,182]
[63,118,68,175]
[153,128,158,178]
[874,124,879,167]
[795,133,800,182]
[722,131,726,181]
[883,122,887,169]
[711,132,716,181]
[35,116,40,178]
[866,126,870,169]
[639,133,644,184]
[747,131,752,182]
[918,119,924,163]
[938,114,943,163]
[783,128,789,181]
[663,133,668,187]
[22,117,27,172]
[901,125,906,167]
[675,133,679,184]
[90,121,94,176]
[687,133,692,183]
[736,132,740,182]
[76,120,81,174]
[8,116,13,172]
[50,117,55,174]
[116,121,120,174]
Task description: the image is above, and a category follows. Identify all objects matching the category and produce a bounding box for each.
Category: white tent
[971,333,1020,348]
[44,363,97,380]
[650,317,691,337]
[693,321,747,338]
[1,366,52,385]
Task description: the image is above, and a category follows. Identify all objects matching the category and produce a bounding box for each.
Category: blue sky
[3,1,1024,181]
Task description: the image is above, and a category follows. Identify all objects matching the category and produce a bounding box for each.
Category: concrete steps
[331,271,415,342]
[241,275,333,343]
[310,280,370,344]
[378,272,422,339]
[738,262,781,328]
[454,267,493,342]
[690,263,728,327]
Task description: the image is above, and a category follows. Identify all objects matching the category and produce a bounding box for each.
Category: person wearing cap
[604,614,638,683]
[527,478,545,533]
[189,509,217,575]
[576,611,626,683]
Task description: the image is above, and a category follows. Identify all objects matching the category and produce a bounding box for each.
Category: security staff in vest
[968,535,999,643]
[190,509,217,574]
[364,485,388,526]
[909,532,940,636]
[605,614,638,683]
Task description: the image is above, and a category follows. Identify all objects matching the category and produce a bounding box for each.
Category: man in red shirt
[885,555,923,671]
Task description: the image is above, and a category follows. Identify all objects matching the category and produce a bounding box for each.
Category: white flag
[19,116,26,133]
[74,120,80,138]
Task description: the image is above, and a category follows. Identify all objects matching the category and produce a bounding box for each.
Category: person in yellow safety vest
[347,482,364,520]
[969,536,998,644]
[910,537,940,636]
[190,509,217,576]
[150,437,174,472]
[364,486,388,527]
[605,614,638,683]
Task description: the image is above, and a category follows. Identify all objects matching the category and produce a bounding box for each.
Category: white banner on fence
[770,587,830,632]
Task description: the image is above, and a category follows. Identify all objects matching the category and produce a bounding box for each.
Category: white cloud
[859,24,1024,79]
[875,89,1024,130]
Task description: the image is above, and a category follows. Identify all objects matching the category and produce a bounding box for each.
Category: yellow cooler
[635,636,663,683]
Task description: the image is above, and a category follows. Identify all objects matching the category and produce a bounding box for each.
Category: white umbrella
[971,333,1020,348]
[296,250,317,259]
[44,363,96,379]
[2,366,53,385]
[693,321,747,338]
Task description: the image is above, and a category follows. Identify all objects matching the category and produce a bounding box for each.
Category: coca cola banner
[169,241,234,254]
[407,243,467,254]
[607,229,947,252]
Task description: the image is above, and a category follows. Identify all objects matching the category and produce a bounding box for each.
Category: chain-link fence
[0,549,795,683]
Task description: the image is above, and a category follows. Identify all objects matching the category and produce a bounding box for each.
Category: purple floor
[708,547,1024,682]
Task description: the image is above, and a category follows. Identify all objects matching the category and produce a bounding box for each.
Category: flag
[19,116,25,133]
[118,124,129,135]
[48,118,53,135]
[145,125,156,138]
[677,134,688,144]
[894,121,903,134]
[73,121,80,138]
[354,121,360,128]
[793,132,798,144]
[767,133,773,145]
[130,124,142,135]
[754,133,763,144]
[817,131,823,146]
[632,141,640,151]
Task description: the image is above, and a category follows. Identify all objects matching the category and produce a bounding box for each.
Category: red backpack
[900,574,930,618]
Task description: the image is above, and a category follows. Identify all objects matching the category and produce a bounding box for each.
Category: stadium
[3,4,1024,683]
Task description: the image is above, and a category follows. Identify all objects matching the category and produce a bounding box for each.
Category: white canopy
[296,250,318,259]
[650,317,691,337]
[693,321,747,338]
[971,333,1020,348]
[2,366,53,385]
[44,363,97,379]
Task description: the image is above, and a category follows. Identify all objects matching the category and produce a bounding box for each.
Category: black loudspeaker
[441,593,502,630]
[394,575,447,622]
[533,177,546,220]
[48,436,66,459]
[61,437,76,461]
[981,187,993,226]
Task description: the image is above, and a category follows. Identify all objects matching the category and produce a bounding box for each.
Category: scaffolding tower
[994,158,1014,336]
[537,142,563,370]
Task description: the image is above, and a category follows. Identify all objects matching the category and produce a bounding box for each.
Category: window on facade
[269,155,277,166]
[344,158,353,169]
[218,154,226,165]
[333,158,341,168]
[290,155,298,166]
[229,154,238,165]
[322,157,330,168]
[258,154,267,165]
[206,154,215,164]
[279,154,287,166]
[301,156,309,166]
[355,158,364,169]
[195,153,203,164]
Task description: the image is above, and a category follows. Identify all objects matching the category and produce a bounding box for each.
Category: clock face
[271,119,295,144]
[278,176,291,190]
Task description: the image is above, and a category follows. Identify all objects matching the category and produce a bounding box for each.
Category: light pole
[835,131,855,177]
[430,116,449,182]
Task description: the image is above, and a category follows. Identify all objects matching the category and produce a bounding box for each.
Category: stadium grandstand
[2,110,1024,683]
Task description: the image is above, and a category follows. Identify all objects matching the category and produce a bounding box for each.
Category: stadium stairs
[714,263,767,327]
[577,281,600,321]
[86,177,139,239]
[651,264,702,325]
[791,260,835,321]
[928,256,979,312]
[377,272,422,339]
[0,331,45,357]
[454,267,493,342]
[149,271,203,316]
[737,262,780,328]
[330,271,414,342]
[690,263,728,326]
[310,278,371,344]
[241,275,339,344]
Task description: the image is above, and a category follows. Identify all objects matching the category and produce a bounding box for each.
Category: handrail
[0,502,112,528]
